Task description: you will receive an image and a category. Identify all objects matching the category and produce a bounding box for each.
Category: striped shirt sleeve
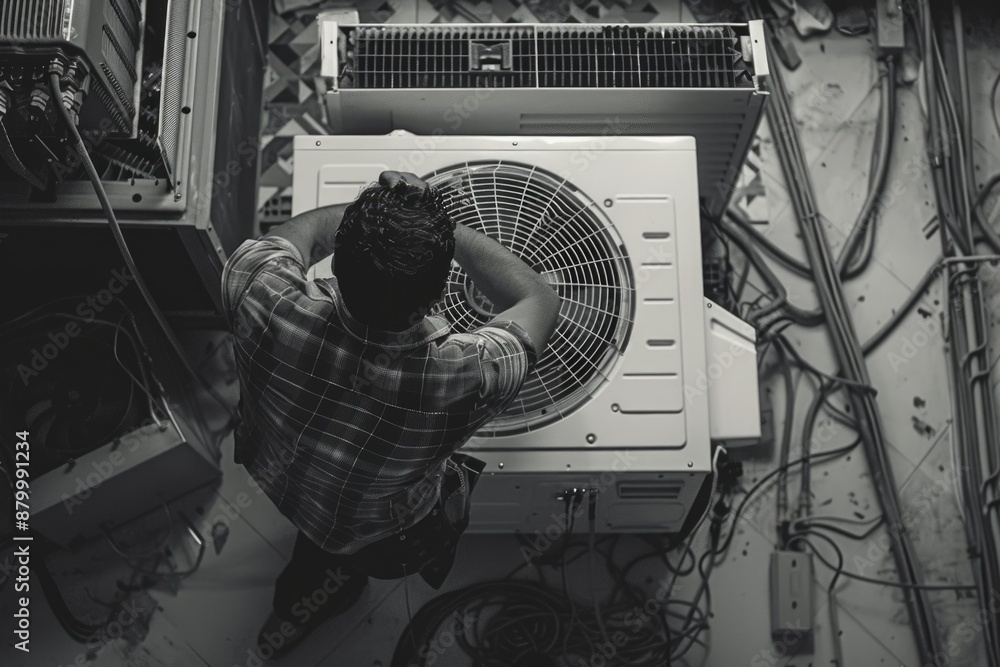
[472,325,533,411]
[221,235,306,325]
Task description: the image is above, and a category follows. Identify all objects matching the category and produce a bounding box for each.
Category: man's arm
[264,203,348,267]
[454,222,561,357]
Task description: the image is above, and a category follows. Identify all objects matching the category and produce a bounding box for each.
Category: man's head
[333,171,455,331]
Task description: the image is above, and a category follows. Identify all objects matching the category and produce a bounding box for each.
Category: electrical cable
[971,172,1000,253]
[787,532,845,666]
[33,550,108,642]
[725,206,814,278]
[49,71,236,427]
[991,69,1000,153]
[0,121,48,190]
[761,27,941,652]
[713,436,862,565]
[918,2,1000,660]
[101,503,174,560]
[792,516,883,541]
[797,382,839,522]
[711,213,824,327]
[836,58,896,280]
[773,342,797,544]
[794,530,976,592]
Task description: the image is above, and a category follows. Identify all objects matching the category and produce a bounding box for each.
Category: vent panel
[617,482,684,499]
[108,0,142,48]
[0,0,65,39]
[342,25,746,89]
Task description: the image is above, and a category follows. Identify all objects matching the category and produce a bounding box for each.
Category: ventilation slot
[617,482,684,499]
[102,24,138,84]
[0,0,65,39]
[107,0,141,48]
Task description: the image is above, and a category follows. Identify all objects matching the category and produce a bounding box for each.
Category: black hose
[836,59,896,279]
[712,218,824,327]
[725,206,813,277]
[972,173,1000,253]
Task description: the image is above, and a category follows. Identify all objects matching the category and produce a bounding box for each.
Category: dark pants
[258,441,486,625]
[272,493,465,624]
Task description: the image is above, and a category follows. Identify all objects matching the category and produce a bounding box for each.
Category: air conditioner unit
[318,19,769,219]
[292,133,760,535]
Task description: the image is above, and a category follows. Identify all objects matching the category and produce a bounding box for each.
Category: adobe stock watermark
[60,416,169,515]
[54,597,149,667]
[582,575,694,667]
[732,413,845,536]
[393,85,502,175]
[685,337,755,401]
[517,450,638,564]
[922,590,1000,667]
[852,465,968,576]
[402,609,477,667]
[239,566,360,666]
[15,268,134,385]
[751,619,813,667]
[885,309,943,373]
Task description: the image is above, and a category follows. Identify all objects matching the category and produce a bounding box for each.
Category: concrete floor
[3,1,1000,666]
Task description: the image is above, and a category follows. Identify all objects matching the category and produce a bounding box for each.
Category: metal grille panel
[425,161,634,435]
[158,0,191,185]
[342,24,746,89]
[0,0,66,39]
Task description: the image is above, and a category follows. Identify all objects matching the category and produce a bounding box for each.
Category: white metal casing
[293,134,737,532]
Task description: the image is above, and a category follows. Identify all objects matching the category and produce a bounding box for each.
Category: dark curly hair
[333,180,456,331]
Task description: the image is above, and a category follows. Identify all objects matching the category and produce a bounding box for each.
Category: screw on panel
[315,140,322,146]
[611,403,619,412]
[512,141,518,146]
[687,461,694,468]
[604,199,613,207]
[586,433,596,444]
[498,462,504,469]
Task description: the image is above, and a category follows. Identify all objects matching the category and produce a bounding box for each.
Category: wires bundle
[916,2,1000,663]
[730,2,945,661]
[390,572,682,666]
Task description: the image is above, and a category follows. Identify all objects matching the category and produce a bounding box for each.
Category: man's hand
[379,170,430,195]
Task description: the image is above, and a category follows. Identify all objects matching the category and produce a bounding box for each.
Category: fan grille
[425,161,634,435]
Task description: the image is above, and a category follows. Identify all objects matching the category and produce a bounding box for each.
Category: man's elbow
[541,286,561,320]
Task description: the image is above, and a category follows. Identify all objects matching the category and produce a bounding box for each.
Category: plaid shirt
[221,235,534,555]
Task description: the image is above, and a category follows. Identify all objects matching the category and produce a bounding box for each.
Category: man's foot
[255,573,368,661]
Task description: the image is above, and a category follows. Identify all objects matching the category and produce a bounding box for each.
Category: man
[221,170,560,659]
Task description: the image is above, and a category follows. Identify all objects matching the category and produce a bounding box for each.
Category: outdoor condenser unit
[319,18,769,219]
[293,134,761,535]
[295,16,766,534]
